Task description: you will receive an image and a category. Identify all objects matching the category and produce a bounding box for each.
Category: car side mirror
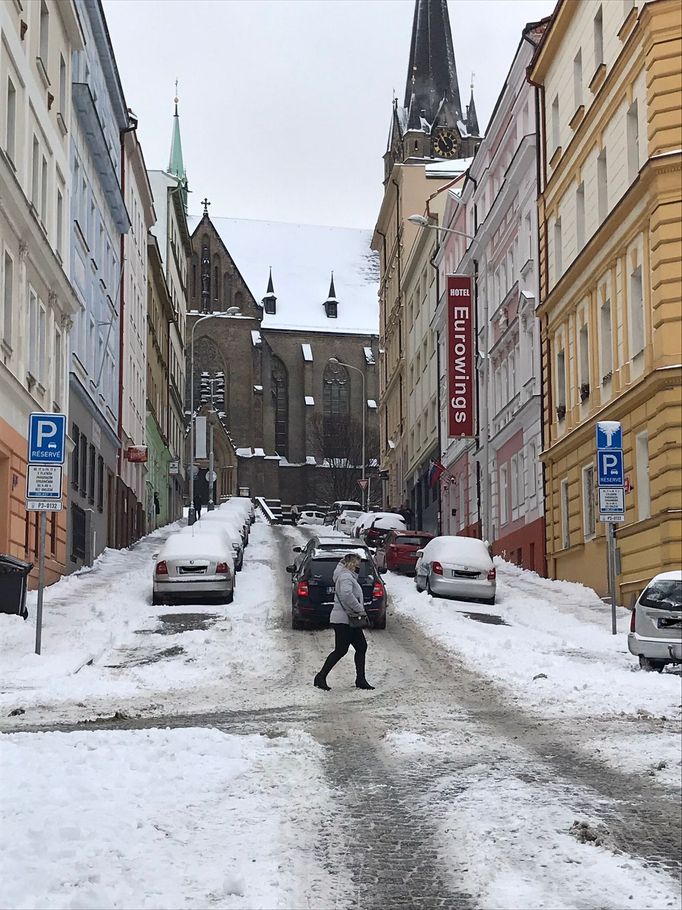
[292,546,302,553]
[286,565,295,573]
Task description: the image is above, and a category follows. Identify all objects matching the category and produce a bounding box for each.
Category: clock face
[433,129,459,159]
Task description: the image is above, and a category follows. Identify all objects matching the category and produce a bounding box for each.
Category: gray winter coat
[329,563,366,625]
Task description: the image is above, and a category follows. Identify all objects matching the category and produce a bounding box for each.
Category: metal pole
[361,369,366,510]
[208,420,215,510]
[188,321,196,525]
[608,523,618,635]
[35,511,46,655]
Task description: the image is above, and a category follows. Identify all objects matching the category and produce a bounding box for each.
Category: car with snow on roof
[180,518,243,571]
[414,535,496,605]
[628,570,681,671]
[153,532,235,606]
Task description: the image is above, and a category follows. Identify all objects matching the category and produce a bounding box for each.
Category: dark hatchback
[375,531,435,574]
[288,549,386,630]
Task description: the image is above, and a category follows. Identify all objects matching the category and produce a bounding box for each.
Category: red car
[375,531,435,574]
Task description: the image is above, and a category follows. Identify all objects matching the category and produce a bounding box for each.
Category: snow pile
[386,559,682,720]
[0,727,340,910]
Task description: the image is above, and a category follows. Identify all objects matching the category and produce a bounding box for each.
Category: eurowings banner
[447,274,475,438]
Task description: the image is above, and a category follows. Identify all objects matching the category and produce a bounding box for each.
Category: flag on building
[427,459,445,487]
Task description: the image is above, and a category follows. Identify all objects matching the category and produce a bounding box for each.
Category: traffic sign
[26,464,62,500]
[206,470,218,483]
[28,412,67,464]
[358,479,369,489]
[598,450,624,486]
[599,487,625,522]
[596,421,622,451]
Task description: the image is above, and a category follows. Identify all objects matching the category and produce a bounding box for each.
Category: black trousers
[318,623,368,682]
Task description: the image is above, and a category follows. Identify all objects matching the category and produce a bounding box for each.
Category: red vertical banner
[447,274,475,437]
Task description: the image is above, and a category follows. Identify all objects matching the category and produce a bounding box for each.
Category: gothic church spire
[168,84,188,210]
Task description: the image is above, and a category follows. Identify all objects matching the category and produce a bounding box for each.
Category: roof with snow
[187,215,380,336]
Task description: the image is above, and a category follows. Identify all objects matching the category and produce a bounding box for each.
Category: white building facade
[0,0,81,584]
[435,21,547,573]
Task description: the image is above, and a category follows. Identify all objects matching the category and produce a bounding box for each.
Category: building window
[54,328,63,407]
[554,218,562,279]
[576,182,585,252]
[636,431,650,520]
[323,360,350,455]
[582,464,596,538]
[213,265,219,301]
[551,95,560,152]
[597,148,608,222]
[79,432,88,493]
[271,356,288,458]
[31,136,40,208]
[2,250,13,346]
[38,303,46,383]
[528,441,537,496]
[5,77,16,163]
[499,464,509,526]
[56,187,63,257]
[593,6,604,69]
[573,49,583,110]
[556,348,566,418]
[600,299,612,381]
[560,478,570,548]
[525,212,532,261]
[28,287,38,376]
[59,54,66,115]
[630,265,644,356]
[223,272,230,309]
[88,444,96,504]
[511,455,519,518]
[39,1,49,66]
[40,155,48,225]
[579,323,590,400]
[627,100,639,184]
[97,456,104,512]
[71,424,80,489]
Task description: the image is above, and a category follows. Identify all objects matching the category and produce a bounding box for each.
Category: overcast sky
[104,0,556,230]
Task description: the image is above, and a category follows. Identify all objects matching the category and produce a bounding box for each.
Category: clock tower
[383,0,482,180]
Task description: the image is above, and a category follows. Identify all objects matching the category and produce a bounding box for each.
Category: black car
[289,535,372,573]
[288,548,387,630]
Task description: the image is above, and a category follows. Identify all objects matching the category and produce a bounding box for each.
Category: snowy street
[1,519,680,910]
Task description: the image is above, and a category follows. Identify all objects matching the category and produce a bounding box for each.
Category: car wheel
[152,593,163,606]
[415,576,425,593]
[639,655,665,672]
[373,616,387,630]
[292,615,307,630]
[426,577,433,595]
[482,596,496,606]
[224,588,234,604]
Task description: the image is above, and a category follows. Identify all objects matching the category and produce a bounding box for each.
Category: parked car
[335,509,363,535]
[298,509,326,526]
[359,512,407,547]
[288,547,386,629]
[628,570,682,671]
[375,531,435,574]
[182,519,243,571]
[153,532,235,606]
[415,535,496,604]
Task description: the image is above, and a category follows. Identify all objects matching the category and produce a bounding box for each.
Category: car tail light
[630,607,636,633]
[216,562,230,575]
[432,561,443,576]
[297,580,309,598]
[487,567,496,581]
[372,580,385,599]
[155,560,168,576]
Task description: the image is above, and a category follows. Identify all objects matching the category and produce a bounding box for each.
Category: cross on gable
[202,197,211,215]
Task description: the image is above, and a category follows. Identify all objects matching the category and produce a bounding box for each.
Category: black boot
[314,673,331,691]
[355,679,375,690]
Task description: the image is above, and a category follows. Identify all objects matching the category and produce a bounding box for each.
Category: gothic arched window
[201,238,210,312]
[234,290,243,312]
[213,265,219,302]
[223,271,230,309]
[191,253,198,300]
[323,361,349,455]
[271,356,288,458]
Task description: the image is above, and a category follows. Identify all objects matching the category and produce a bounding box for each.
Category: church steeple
[324,271,338,319]
[168,84,188,211]
[466,76,480,137]
[404,0,463,130]
[262,267,277,315]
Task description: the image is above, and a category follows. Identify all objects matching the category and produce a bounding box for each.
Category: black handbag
[348,612,370,629]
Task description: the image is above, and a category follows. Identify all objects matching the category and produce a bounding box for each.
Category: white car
[628,570,681,671]
[180,519,243,570]
[354,512,407,541]
[298,510,326,526]
[153,532,235,606]
[335,509,363,534]
[351,512,371,538]
[415,535,496,604]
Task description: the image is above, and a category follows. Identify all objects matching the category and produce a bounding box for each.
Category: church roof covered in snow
[187,215,380,336]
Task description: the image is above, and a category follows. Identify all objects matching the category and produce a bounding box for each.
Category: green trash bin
[0,554,34,620]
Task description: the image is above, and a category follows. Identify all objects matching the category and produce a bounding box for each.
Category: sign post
[27,412,66,654]
[596,421,624,635]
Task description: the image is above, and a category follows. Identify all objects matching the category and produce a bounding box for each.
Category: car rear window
[640,579,682,610]
[306,557,374,582]
[395,535,432,547]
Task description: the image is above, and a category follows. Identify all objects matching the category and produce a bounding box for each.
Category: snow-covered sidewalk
[0,726,341,910]
[386,559,682,722]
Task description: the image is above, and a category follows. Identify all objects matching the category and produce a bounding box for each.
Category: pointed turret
[466,76,480,137]
[404,0,463,129]
[168,87,188,211]
[262,267,277,315]
[324,271,338,318]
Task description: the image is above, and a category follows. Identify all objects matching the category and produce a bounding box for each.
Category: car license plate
[658,617,682,629]
[326,586,335,594]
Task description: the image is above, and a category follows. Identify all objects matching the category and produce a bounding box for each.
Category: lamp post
[188,308,240,524]
[328,357,367,510]
[407,214,491,543]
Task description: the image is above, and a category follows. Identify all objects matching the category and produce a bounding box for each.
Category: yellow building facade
[531,0,681,601]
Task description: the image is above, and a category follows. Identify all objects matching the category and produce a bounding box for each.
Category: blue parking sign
[598,449,624,486]
[28,413,66,464]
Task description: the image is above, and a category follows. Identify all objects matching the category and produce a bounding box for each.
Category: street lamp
[407,213,475,242]
[188,307,240,524]
[328,357,367,510]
